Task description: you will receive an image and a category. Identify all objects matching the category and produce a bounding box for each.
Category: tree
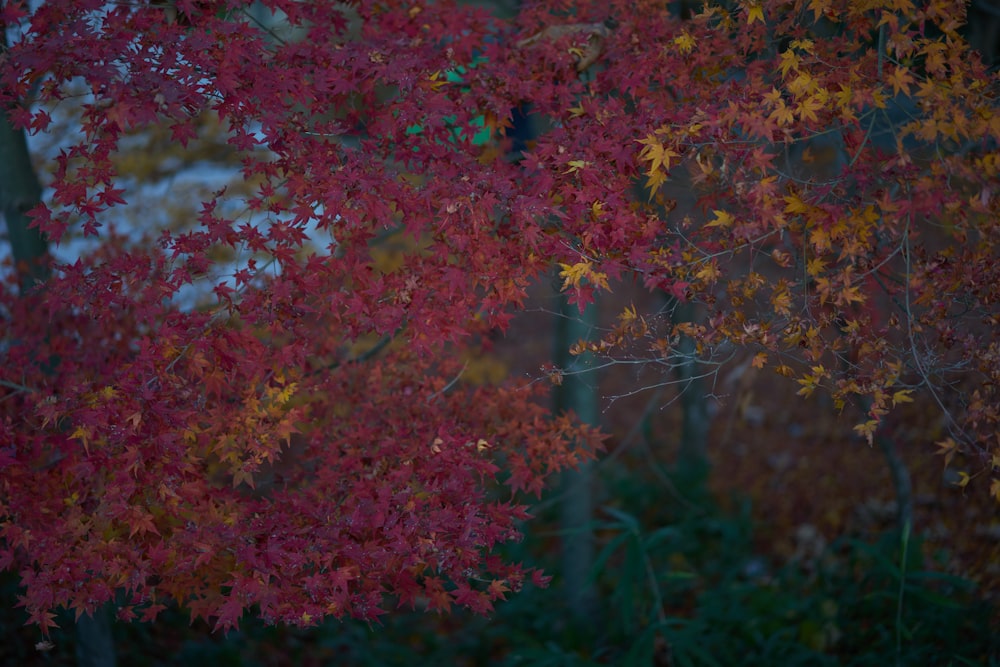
[0,0,602,636]
[555,0,1000,512]
[1,0,997,643]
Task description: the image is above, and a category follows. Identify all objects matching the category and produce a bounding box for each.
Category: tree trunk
[667,296,711,486]
[75,610,118,667]
[0,75,48,292]
[553,291,599,625]
[1,27,116,667]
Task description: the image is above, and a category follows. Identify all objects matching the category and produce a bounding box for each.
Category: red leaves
[4,0,998,637]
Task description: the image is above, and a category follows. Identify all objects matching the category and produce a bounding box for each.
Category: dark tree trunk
[667,296,711,486]
[0,73,48,292]
[553,291,600,625]
[2,25,116,667]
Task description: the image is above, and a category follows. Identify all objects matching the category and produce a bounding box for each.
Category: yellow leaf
[70,425,94,453]
[746,2,765,24]
[838,286,866,306]
[784,194,809,214]
[426,71,448,92]
[644,169,669,195]
[673,31,697,54]
[935,437,958,468]
[771,289,792,316]
[796,368,824,397]
[558,261,587,290]
[796,94,825,123]
[834,84,855,119]
[887,66,914,96]
[853,419,879,446]
[809,227,833,253]
[789,38,815,54]
[806,256,827,277]
[563,159,590,174]
[990,478,1000,502]
[751,352,768,369]
[787,72,816,98]
[695,261,721,284]
[763,87,783,105]
[779,50,800,77]
[840,318,860,335]
[706,209,735,228]
[637,137,681,174]
[558,260,608,291]
[808,0,831,21]
[891,389,914,406]
[954,471,971,489]
[769,100,795,126]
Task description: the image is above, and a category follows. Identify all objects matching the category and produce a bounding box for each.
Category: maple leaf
[887,66,915,96]
[695,260,721,284]
[745,1,765,24]
[637,136,681,174]
[796,94,824,124]
[853,420,879,446]
[935,438,959,469]
[673,32,697,55]
[891,389,914,407]
[808,0,833,21]
[644,169,670,195]
[769,100,795,126]
[563,159,590,174]
[779,50,800,78]
[705,209,735,228]
[558,260,609,292]
[214,596,246,633]
[487,578,510,600]
[806,256,827,277]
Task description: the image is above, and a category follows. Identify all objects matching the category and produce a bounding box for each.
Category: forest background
[1,0,999,665]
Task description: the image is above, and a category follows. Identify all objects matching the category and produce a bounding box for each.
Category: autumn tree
[1,0,998,647]
[0,0,603,636]
[541,0,1000,514]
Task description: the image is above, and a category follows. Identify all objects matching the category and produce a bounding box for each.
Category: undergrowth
[2,462,996,666]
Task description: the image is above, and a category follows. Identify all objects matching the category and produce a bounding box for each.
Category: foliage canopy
[1,0,998,633]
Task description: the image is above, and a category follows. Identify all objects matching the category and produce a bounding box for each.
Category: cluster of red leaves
[0,244,600,631]
[1,0,998,635]
[0,0,610,632]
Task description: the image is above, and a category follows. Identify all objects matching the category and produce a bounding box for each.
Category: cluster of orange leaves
[568,0,1000,501]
